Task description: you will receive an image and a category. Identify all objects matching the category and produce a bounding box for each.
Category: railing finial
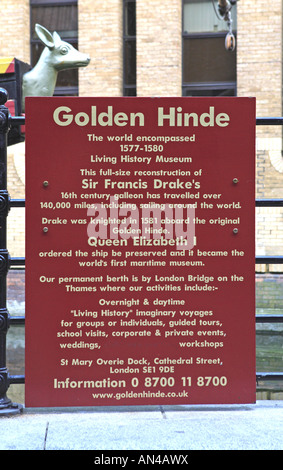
[0,89,8,106]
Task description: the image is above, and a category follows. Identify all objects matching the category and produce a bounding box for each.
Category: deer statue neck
[23,47,58,99]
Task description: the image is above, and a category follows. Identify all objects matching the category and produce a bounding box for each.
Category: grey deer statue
[22,24,90,111]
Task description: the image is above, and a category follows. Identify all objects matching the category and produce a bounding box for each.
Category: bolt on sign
[25,97,256,407]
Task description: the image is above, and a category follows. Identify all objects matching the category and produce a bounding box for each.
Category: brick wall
[7,146,25,258]
[0,0,30,63]
[237,0,282,119]
[237,0,283,196]
[0,1,29,259]
[237,0,283,194]
[136,0,182,96]
[237,0,283,269]
[78,0,123,96]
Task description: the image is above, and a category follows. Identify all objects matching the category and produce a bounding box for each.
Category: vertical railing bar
[0,89,23,414]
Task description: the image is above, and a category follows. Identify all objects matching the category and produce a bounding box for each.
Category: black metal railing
[0,88,283,414]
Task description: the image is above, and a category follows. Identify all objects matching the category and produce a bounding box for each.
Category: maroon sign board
[25,97,256,407]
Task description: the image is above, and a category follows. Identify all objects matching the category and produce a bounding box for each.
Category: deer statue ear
[52,31,62,47]
[35,24,55,49]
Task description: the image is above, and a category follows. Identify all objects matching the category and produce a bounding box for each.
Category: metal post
[0,88,22,415]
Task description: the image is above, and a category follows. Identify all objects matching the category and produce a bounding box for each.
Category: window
[182,0,237,96]
[30,0,78,96]
[123,0,136,96]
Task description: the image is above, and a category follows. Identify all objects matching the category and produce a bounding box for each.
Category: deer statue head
[22,24,90,111]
